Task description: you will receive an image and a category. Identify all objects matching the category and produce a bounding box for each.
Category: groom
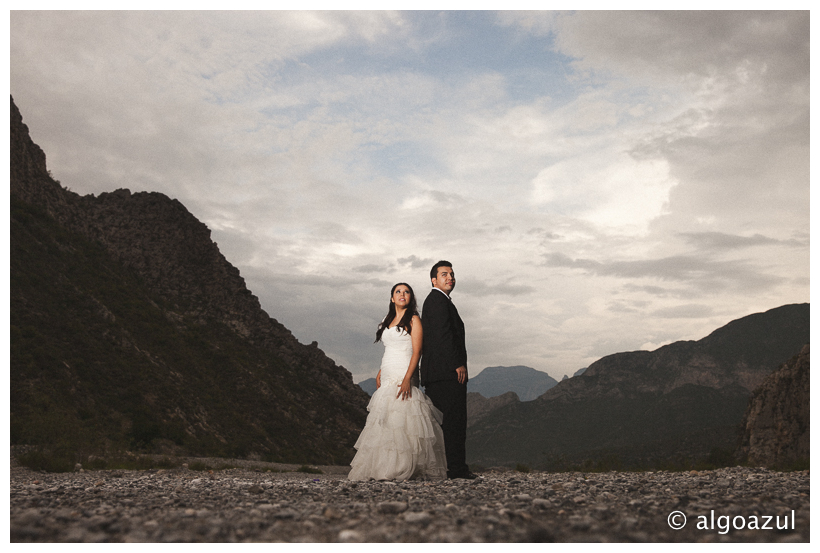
[420,260,476,479]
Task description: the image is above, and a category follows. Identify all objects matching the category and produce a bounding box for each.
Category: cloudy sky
[10,11,810,383]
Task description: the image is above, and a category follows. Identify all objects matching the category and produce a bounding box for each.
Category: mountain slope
[10,96,369,463]
[467,304,809,469]
[736,345,810,468]
[466,391,520,428]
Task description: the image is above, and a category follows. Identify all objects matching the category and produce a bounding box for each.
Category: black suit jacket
[420,288,467,385]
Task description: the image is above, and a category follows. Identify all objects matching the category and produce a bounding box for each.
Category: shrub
[17,447,77,472]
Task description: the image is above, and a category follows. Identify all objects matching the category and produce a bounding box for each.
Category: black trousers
[424,379,469,477]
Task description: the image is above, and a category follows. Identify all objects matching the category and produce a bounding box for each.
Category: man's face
[432,266,456,294]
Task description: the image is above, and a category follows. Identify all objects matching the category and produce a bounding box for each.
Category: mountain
[467,366,559,401]
[358,378,378,396]
[561,367,587,382]
[574,367,587,377]
[359,365,558,401]
[9,96,369,464]
[466,391,520,428]
[466,304,809,469]
[736,344,809,468]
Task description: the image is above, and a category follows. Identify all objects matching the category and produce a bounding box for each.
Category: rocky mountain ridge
[10,96,369,463]
[736,344,809,468]
[535,303,808,407]
[466,391,520,428]
[467,304,809,469]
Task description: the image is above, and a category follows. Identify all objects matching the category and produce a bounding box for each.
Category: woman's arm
[397,316,423,400]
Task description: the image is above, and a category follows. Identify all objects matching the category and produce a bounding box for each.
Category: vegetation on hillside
[10,195,361,464]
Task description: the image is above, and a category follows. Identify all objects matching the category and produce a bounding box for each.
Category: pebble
[404,511,432,524]
[377,501,408,514]
[338,529,363,542]
[533,498,551,509]
[9,461,809,542]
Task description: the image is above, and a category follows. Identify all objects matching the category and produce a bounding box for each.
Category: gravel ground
[10,456,809,543]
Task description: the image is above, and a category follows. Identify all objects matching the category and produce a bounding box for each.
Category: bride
[348,283,447,481]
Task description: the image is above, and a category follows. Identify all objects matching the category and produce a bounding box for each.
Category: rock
[274,508,299,520]
[338,529,363,542]
[737,345,810,468]
[322,507,342,520]
[532,498,551,509]
[526,525,556,542]
[403,511,432,525]
[377,501,408,514]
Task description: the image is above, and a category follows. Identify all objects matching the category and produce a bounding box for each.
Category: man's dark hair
[430,260,453,283]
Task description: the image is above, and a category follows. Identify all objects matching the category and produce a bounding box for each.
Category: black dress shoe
[449,471,478,480]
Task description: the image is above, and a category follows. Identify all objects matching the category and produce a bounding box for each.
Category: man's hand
[456,366,468,384]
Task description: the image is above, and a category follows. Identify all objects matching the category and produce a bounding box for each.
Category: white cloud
[532,152,675,232]
[10,11,809,383]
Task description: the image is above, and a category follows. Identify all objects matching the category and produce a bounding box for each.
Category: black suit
[421,288,469,477]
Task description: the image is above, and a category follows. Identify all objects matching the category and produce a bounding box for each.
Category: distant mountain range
[467,366,558,401]
[358,365,558,402]
[562,367,587,381]
[10,96,369,464]
[358,378,378,396]
[466,303,809,470]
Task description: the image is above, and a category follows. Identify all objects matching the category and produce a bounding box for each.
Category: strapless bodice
[380,326,417,386]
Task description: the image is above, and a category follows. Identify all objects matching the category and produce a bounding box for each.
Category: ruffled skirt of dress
[348,381,448,481]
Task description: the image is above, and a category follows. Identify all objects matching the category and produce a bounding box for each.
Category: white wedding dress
[348,326,447,481]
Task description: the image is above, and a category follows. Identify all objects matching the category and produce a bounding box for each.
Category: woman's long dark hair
[375,282,419,343]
